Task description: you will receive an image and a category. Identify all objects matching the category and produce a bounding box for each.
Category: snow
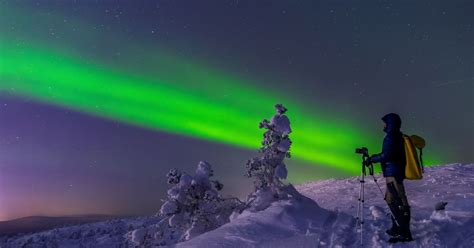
[295,163,474,247]
[275,163,288,180]
[176,193,355,248]
[270,114,291,136]
[1,163,473,247]
[177,163,474,248]
[159,201,177,216]
[0,216,164,248]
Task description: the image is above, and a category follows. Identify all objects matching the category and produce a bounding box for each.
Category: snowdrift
[177,193,355,248]
[1,163,473,248]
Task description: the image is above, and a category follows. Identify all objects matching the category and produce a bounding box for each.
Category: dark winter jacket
[370,113,406,181]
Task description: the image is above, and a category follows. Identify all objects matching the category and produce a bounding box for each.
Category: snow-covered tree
[244,104,298,211]
[127,161,244,246]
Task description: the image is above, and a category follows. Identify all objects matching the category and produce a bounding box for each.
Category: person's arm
[370,135,395,164]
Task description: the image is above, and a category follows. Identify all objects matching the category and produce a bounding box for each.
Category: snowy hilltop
[1,163,473,247]
[177,163,474,248]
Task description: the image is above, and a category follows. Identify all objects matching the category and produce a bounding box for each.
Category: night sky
[0,0,472,221]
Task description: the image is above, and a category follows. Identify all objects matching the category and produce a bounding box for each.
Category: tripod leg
[361,179,365,224]
[356,173,365,246]
[357,179,363,222]
[361,177,364,245]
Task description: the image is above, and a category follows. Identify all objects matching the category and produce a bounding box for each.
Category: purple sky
[0,96,336,220]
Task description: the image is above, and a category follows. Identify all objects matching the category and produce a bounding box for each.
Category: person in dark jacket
[367,113,413,243]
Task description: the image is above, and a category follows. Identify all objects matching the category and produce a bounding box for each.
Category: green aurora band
[0,40,374,174]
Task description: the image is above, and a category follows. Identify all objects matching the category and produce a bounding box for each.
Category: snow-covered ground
[178,163,474,248]
[0,216,164,248]
[1,163,473,247]
[295,163,474,248]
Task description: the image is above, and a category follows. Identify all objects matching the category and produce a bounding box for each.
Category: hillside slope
[178,163,474,247]
[1,163,473,248]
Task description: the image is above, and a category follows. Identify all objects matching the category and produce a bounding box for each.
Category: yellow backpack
[403,134,426,180]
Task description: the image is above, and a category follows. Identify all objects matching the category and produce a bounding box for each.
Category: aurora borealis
[0,40,372,173]
[0,1,471,221]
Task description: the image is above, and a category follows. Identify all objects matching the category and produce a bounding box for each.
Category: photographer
[365,113,413,243]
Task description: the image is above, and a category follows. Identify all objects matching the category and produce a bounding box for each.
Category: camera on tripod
[355,147,368,156]
[355,147,373,173]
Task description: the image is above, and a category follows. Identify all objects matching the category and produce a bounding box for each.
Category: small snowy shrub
[128,161,244,246]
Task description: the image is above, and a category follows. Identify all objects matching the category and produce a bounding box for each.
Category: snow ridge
[2,163,472,247]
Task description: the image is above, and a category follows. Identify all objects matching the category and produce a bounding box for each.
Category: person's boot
[401,207,413,240]
[385,216,399,236]
[388,207,413,243]
[388,231,413,243]
[386,202,402,236]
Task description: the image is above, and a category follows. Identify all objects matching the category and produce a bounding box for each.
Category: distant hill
[0,215,119,236]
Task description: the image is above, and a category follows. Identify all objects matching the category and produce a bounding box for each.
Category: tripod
[355,147,399,246]
[355,148,373,247]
